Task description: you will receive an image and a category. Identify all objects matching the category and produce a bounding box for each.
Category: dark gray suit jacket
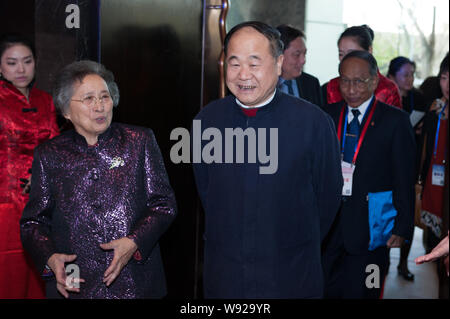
[295,71,323,108]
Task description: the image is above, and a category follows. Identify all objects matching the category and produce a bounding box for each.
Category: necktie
[284,80,294,95]
[343,109,361,163]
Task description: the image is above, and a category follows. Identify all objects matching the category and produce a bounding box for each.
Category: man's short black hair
[276,25,306,52]
[339,50,378,76]
[224,21,284,59]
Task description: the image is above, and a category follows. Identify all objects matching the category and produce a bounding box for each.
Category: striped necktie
[284,80,294,95]
[343,109,361,163]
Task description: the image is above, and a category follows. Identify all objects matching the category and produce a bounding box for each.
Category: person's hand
[387,234,405,248]
[415,234,449,276]
[430,102,439,112]
[47,253,85,298]
[415,183,423,197]
[430,97,448,115]
[100,237,138,286]
[19,175,31,194]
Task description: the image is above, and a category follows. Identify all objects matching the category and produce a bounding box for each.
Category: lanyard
[433,103,448,159]
[337,99,378,165]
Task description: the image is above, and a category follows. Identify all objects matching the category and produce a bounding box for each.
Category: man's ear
[372,74,379,88]
[276,54,284,76]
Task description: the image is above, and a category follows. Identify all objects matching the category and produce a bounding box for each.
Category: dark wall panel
[101,0,203,298]
[34,0,100,93]
[0,0,35,41]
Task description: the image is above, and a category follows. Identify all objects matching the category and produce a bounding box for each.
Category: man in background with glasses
[321,50,416,299]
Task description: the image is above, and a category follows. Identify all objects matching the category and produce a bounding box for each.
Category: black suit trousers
[323,242,389,299]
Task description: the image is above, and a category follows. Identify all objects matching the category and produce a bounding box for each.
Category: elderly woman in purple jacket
[20,60,177,299]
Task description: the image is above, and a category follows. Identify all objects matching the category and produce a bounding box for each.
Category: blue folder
[368,191,397,251]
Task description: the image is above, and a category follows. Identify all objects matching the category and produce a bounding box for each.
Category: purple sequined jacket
[20,123,177,298]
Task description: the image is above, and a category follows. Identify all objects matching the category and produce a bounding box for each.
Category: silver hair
[52,60,119,115]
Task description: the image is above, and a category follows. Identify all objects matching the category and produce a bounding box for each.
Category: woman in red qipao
[324,25,402,108]
[0,34,59,298]
[418,54,449,255]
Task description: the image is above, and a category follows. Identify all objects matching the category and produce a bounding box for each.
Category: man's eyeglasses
[71,94,112,107]
[339,77,371,89]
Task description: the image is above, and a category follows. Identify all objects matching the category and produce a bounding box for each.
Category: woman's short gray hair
[53,60,120,115]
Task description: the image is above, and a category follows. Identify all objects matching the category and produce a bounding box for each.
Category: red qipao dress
[420,100,448,238]
[0,79,59,298]
[326,70,402,108]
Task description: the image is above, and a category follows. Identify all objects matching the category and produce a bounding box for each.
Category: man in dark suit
[322,50,416,298]
[193,21,342,298]
[276,25,323,107]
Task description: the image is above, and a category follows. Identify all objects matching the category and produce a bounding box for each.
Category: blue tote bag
[368,190,397,251]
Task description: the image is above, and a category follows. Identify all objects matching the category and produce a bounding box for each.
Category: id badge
[341,161,355,196]
[432,164,445,186]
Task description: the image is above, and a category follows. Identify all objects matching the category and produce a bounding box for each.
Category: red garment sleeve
[47,96,60,138]
[375,73,403,109]
[326,77,342,104]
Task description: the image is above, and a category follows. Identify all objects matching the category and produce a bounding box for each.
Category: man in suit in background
[322,50,416,298]
[276,24,323,107]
